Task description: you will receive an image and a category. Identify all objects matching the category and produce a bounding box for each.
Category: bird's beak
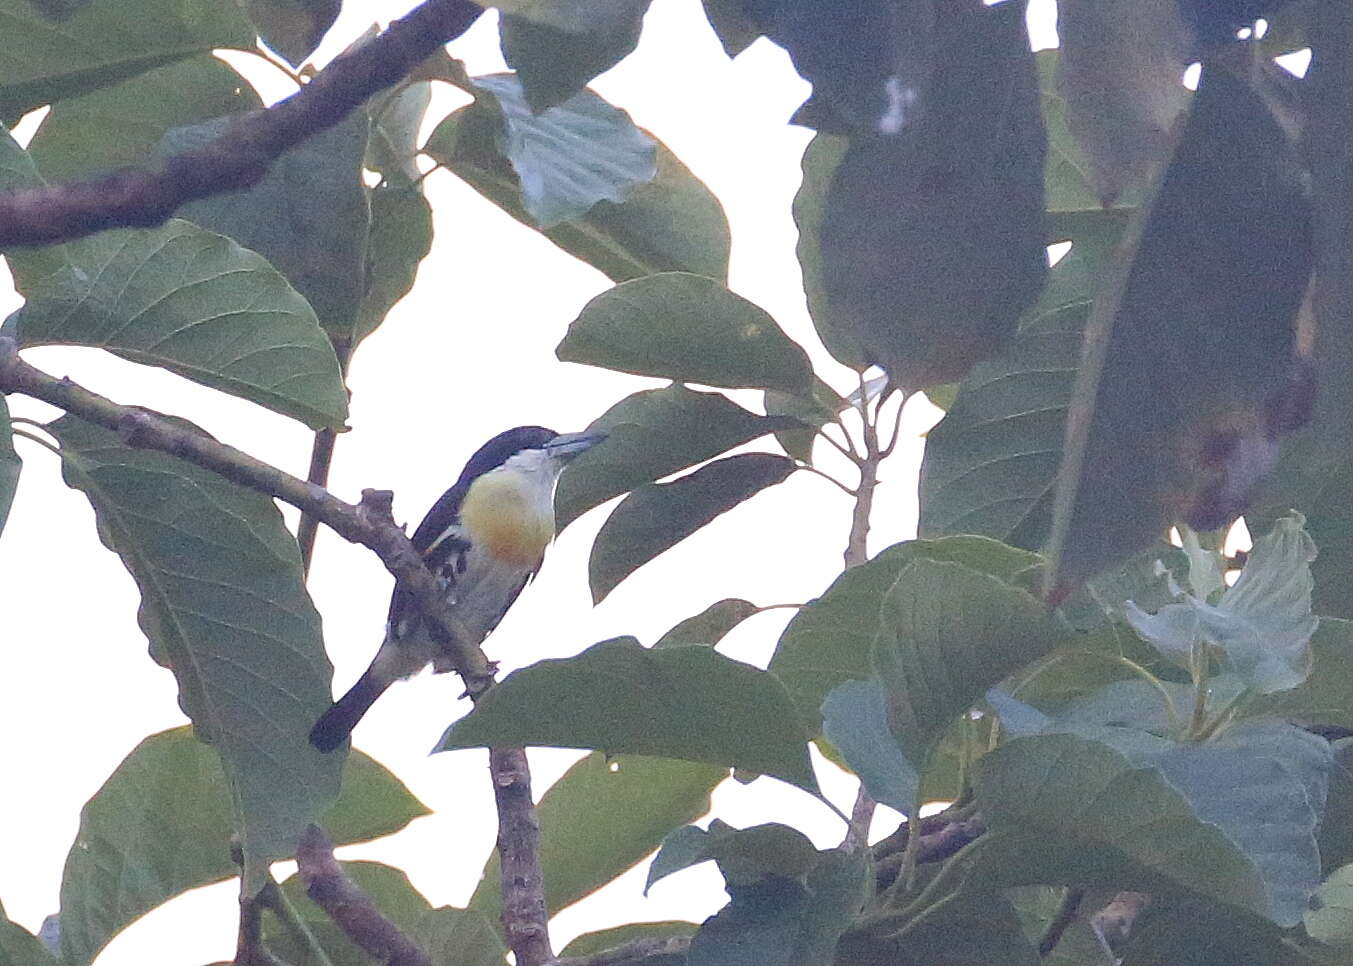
[545,431,607,460]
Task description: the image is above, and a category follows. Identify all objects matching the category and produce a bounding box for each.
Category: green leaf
[589,453,795,603]
[469,752,725,919]
[1257,618,1353,733]
[237,0,341,66]
[918,211,1127,547]
[974,730,1323,925]
[560,921,696,958]
[0,902,57,966]
[873,559,1065,766]
[698,0,761,57]
[838,891,1040,966]
[26,55,260,183]
[426,106,729,281]
[0,0,253,119]
[500,3,647,112]
[763,377,850,465]
[648,821,819,892]
[353,182,434,347]
[0,395,20,540]
[555,384,794,531]
[49,417,340,895]
[1318,739,1353,878]
[820,678,919,815]
[411,907,507,966]
[1121,902,1326,966]
[655,598,760,649]
[768,536,1044,727]
[14,221,349,430]
[268,862,434,966]
[558,273,812,394]
[437,638,818,793]
[57,727,427,965]
[162,107,371,339]
[365,81,432,182]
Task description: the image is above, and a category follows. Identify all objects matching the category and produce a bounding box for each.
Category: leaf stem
[9,425,60,457]
[798,462,857,497]
[260,878,338,966]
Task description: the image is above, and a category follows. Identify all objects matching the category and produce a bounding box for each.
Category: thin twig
[799,462,857,497]
[817,422,862,464]
[878,390,911,457]
[843,377,882,571]
[298,336,353,576]
[297,826,432,966]
[555,936,692,966]
[489,748,553,966]
[0,0,483,248]
[1038,887,1085,957]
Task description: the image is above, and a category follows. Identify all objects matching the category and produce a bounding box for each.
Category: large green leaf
[469,752,725,919]
[351,182,434,347]
[437,638,818,793]
[237,0,340,66]
[161,107,371,338]
[873,559,1065,765]
[1256,618,1353,733]
[768,536,1043,727]
[0,901,57,966]
[26,55,260,183]
[411,907,507,966]
[555,384,794,531]
[589,452,795,603]
[0,395,19,540]
[1121,902,1327,966]
[838,891,1040,966]
[558,272,812,394]
[500,2,647,112]
[426,103,729,281]
[820,678,919,815]
[57,727,426,965]
[14,220,349,430]
[918,212,1128,547]
[49,417,340,895]
[268,862,434,966]
[0,0,253,119]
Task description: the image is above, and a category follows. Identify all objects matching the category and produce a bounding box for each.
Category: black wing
[388,479,474,635]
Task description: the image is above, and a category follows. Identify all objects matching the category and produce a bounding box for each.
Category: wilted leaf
[50,418,340,894]
[163,108,371,338]
[655,598,760,649]
[769,536,1043,726]
[470,753,725,919]
[820,678,919,814]
[57,727,426,965]
[14,221,349,430]
[0,395,20,540]
[237,0,341,66]
[813,0,1046,390]
[0,0,253,119]
[556,384,794,530]
[500,2,648,112]
[438,638,817,792]
[26,55,259,183]
[559,273,812,394]
[1047,64,1313,601]
[589,453,795,602]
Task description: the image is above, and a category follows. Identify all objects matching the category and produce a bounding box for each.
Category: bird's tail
[309,672,391,752]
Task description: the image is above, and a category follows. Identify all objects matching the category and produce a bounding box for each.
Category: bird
[309,425,605,752]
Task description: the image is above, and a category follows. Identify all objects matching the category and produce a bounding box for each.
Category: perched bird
[309,425,604,752]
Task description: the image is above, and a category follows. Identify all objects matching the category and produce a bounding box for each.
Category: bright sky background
[0,1,1057,961]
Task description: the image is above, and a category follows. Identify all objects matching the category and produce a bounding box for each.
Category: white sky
[0,1,1057,961]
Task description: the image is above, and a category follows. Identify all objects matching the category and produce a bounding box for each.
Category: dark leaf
[365,81,433,182]
[26,55,260,183]
[589,453,795,603]
[768,536,1042,727]
[437,637,818,793]
[813,0,1047,389]
[49,417,340,894]
[1256,618,1353,734]
[0,0,253,119]
[820,678,919,814]
[469,753,725,919]
[500,2,648,112]
[655,598,761,649]
[1316,738,1353,876]
[763,377,850,465]
[14,221,349,430]
[560,921,697,958]
[473,0,640,32]
[237,0,341,66]
[57,727,426,965]
[556,384,794,531]
[558,273,812,394]
[1121,901,1325,966]
[353,183,434,347]
[699,0,761,57]
[0,395,19,540]
[162,107,371,338]
[648,821,819,891]
[837,890,1039,966]
[1048,64,1313,600]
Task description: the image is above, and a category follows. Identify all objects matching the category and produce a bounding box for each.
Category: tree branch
[297,826,432,966]
[0,0,482,248]
[0,336,496,696]
[489,748,554,966]
[555,936,692,966]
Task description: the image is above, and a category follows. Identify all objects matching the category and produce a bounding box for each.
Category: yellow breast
[460,469,555,566]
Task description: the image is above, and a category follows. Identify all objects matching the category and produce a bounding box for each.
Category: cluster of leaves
[5,0,1353,965]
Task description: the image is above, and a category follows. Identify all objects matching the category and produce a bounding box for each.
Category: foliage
[1,0,1350,964]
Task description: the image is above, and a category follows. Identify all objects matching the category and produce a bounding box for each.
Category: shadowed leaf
[237,0,340,65]
[0,395,19,540]
[655,598,760,649]
[500,2,648,111]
